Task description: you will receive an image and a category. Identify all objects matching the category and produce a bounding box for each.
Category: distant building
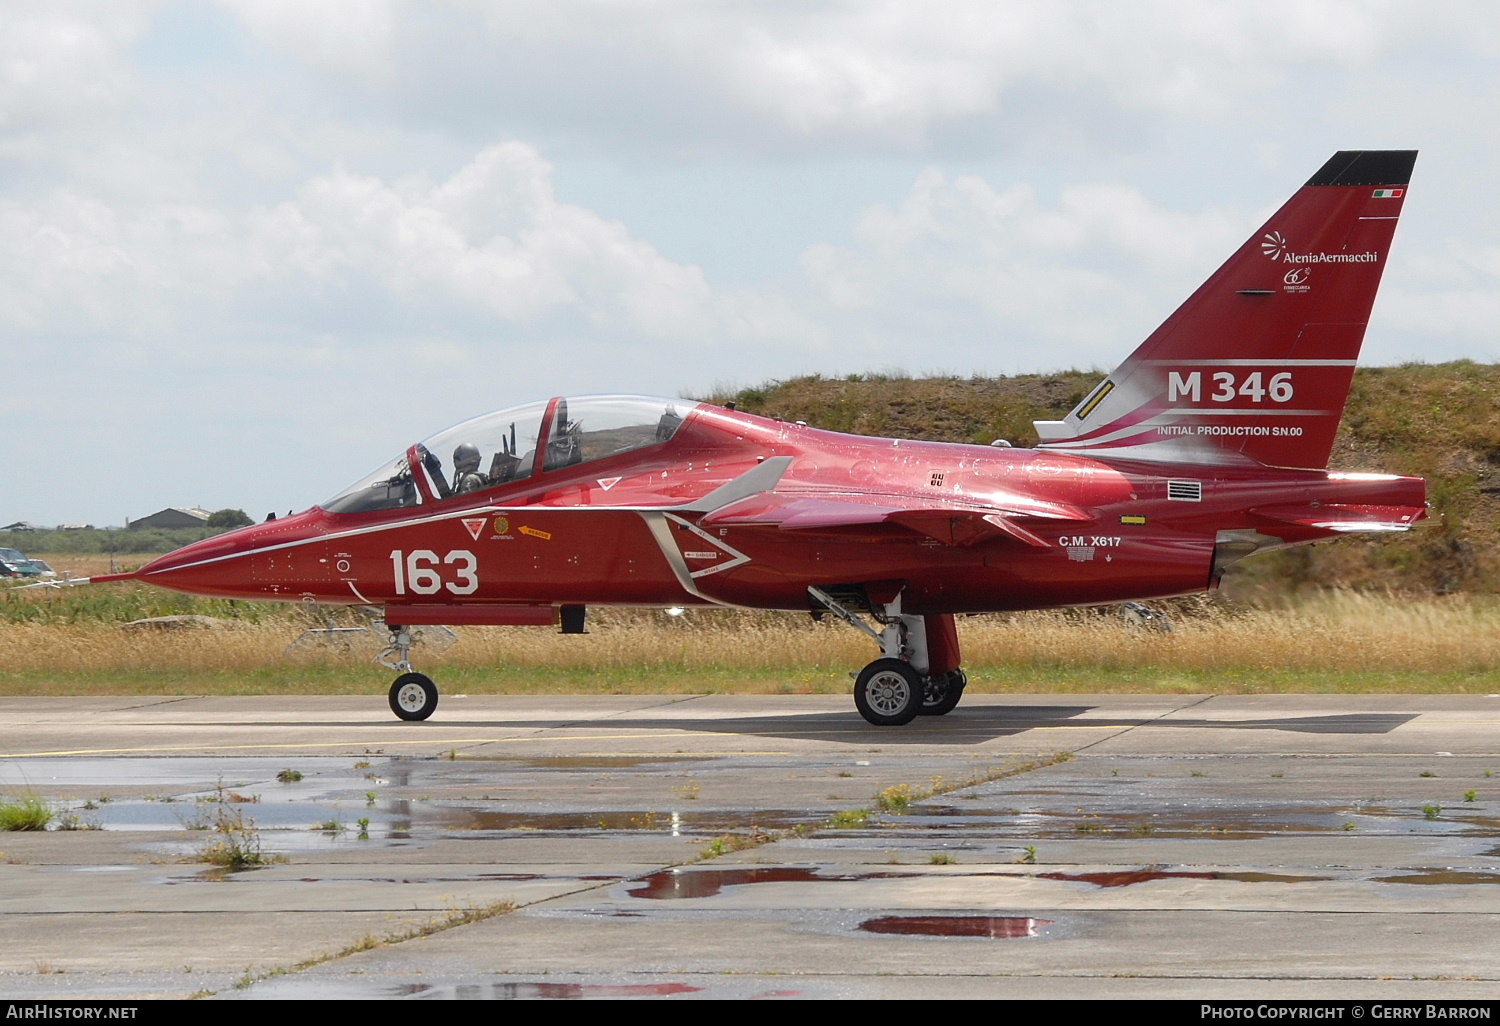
[55,523,96,531]
[127,508,211,530]
[1,521,42,532]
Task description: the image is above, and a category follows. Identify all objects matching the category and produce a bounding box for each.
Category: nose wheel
[389,672,439,721]
[378,623,440,721]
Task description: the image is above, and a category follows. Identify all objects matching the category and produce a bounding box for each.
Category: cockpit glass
[321,400,549,513]
[412,400,551,500]
[321,396,696,512]
[321,454,419,514]
[543,396,694,472]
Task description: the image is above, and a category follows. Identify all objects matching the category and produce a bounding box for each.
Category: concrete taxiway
[0,693,1497,999]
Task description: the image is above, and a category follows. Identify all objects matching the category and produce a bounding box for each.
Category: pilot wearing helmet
[452,443,488,494]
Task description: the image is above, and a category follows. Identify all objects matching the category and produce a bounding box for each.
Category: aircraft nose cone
[133,510,326,599]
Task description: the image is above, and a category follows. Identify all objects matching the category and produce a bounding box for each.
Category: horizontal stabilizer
[1251,503,1426,533]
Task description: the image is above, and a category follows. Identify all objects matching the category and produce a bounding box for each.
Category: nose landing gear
[378,625,439,721]
[809,587,967,726]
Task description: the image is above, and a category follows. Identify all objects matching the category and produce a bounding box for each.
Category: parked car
[0,547,43,578]
[26,558,57,579]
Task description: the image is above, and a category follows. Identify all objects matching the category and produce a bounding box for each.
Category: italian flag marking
[1372,188,1404,198]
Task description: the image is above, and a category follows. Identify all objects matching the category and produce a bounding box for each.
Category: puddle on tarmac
[626,866,918,899]
[633,867,814,898]
[626,864,1330,900]
[0,756,376,789]
[427,808,817,834]
[908,804,1500,840]
[405,982,705,999]
[159,872,596,886]
[1373,870,1500,885]
[71,795,817,857]
[1039,869,1327,887]
[859,916,1052,938]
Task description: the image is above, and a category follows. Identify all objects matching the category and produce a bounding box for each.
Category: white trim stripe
[1141,359,1358,367]
[141,502,696,579]
[1167,408,1331,417]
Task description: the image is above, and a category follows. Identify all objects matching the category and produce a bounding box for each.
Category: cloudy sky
[4,1,1497,525]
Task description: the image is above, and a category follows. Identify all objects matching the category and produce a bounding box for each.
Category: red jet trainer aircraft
[95,150,1425,726]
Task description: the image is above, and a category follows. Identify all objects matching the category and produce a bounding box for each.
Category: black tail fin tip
[1306,150,1418,187]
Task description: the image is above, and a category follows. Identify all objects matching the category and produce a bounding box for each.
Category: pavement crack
[1068,694,1217,754]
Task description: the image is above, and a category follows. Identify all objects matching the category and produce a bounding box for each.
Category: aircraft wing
[1250,503,1426,533]
[700,491,1092,547]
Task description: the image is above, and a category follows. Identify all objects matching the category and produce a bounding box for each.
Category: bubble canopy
[321,396,699,514]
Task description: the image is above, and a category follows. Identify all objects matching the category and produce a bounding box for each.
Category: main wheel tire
[918,668,967,717]
[854,658,924,726]
[389,672,439,721]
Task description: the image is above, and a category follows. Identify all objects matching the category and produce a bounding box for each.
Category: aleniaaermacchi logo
[1260,228,1377,265]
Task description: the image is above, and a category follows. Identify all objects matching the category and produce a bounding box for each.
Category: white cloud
[0,142,754,344]
[213,0,396,80]
[243,143,820,348]
[3,1,1499,525]
[198,1,1493,155]
[797,167,1246,368]
[1375,240,1500,361]
[0,2,151,135]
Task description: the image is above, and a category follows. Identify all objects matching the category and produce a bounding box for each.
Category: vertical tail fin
[1034,150,1416,469]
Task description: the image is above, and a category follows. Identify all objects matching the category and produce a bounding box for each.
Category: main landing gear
[809,587,967,727]
[378,625,439,721]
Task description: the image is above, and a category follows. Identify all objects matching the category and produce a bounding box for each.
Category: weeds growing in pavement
[192,796,280,869]
[697,827,775,859]
[0,795,53,831]
[868,752,1075,817]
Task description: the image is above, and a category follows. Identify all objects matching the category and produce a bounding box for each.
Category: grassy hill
[708,361,1500,596]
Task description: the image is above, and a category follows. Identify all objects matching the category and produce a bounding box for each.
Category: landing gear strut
[378,625,439,721]
[809,587,967,727]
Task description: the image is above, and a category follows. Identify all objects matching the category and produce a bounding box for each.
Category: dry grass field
[4,556,1499,695]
